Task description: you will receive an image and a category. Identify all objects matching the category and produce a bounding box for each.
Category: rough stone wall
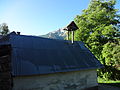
[0,45,12,90]
[13,69,98,90]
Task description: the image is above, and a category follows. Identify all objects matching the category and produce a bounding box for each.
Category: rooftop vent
[63,21,79,43]
[17,32,20,35]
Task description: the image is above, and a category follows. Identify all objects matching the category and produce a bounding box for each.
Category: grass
[99,80,120,83]
[98,77,120,87]
[98,77,120,83]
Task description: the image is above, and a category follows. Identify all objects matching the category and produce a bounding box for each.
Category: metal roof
[0,34,103,76]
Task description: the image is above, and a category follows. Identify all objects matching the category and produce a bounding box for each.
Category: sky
[0,0,120,35]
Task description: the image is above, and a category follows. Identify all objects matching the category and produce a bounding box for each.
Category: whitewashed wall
[13,69,98,90]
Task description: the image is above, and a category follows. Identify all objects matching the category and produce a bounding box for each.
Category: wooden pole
[72,31,74,43]
[67,31,69,40]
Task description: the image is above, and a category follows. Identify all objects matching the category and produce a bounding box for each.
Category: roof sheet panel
[1,34,103,76]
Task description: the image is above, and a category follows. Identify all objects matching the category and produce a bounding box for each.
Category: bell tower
[63,21,79,43]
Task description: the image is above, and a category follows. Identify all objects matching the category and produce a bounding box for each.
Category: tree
[102,40,120,66]
[74,0,120,80]
[0,23,10,35]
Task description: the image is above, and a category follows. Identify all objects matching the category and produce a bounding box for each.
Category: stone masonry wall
[13,69,98,90]
[0,45,12,90]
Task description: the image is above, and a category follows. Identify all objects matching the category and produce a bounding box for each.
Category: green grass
[99,80,120,83]
[98,77,120,83]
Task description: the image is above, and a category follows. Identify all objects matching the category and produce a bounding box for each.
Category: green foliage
[74,0,120,80]
[98,65,120,80]
[0,23,10,35]
[102,41,120,66]
[98,77,120,83]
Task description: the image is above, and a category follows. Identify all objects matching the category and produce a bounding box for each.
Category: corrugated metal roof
[0,34,103,76]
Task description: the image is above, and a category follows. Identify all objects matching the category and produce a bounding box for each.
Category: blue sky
[0,0,120,35]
